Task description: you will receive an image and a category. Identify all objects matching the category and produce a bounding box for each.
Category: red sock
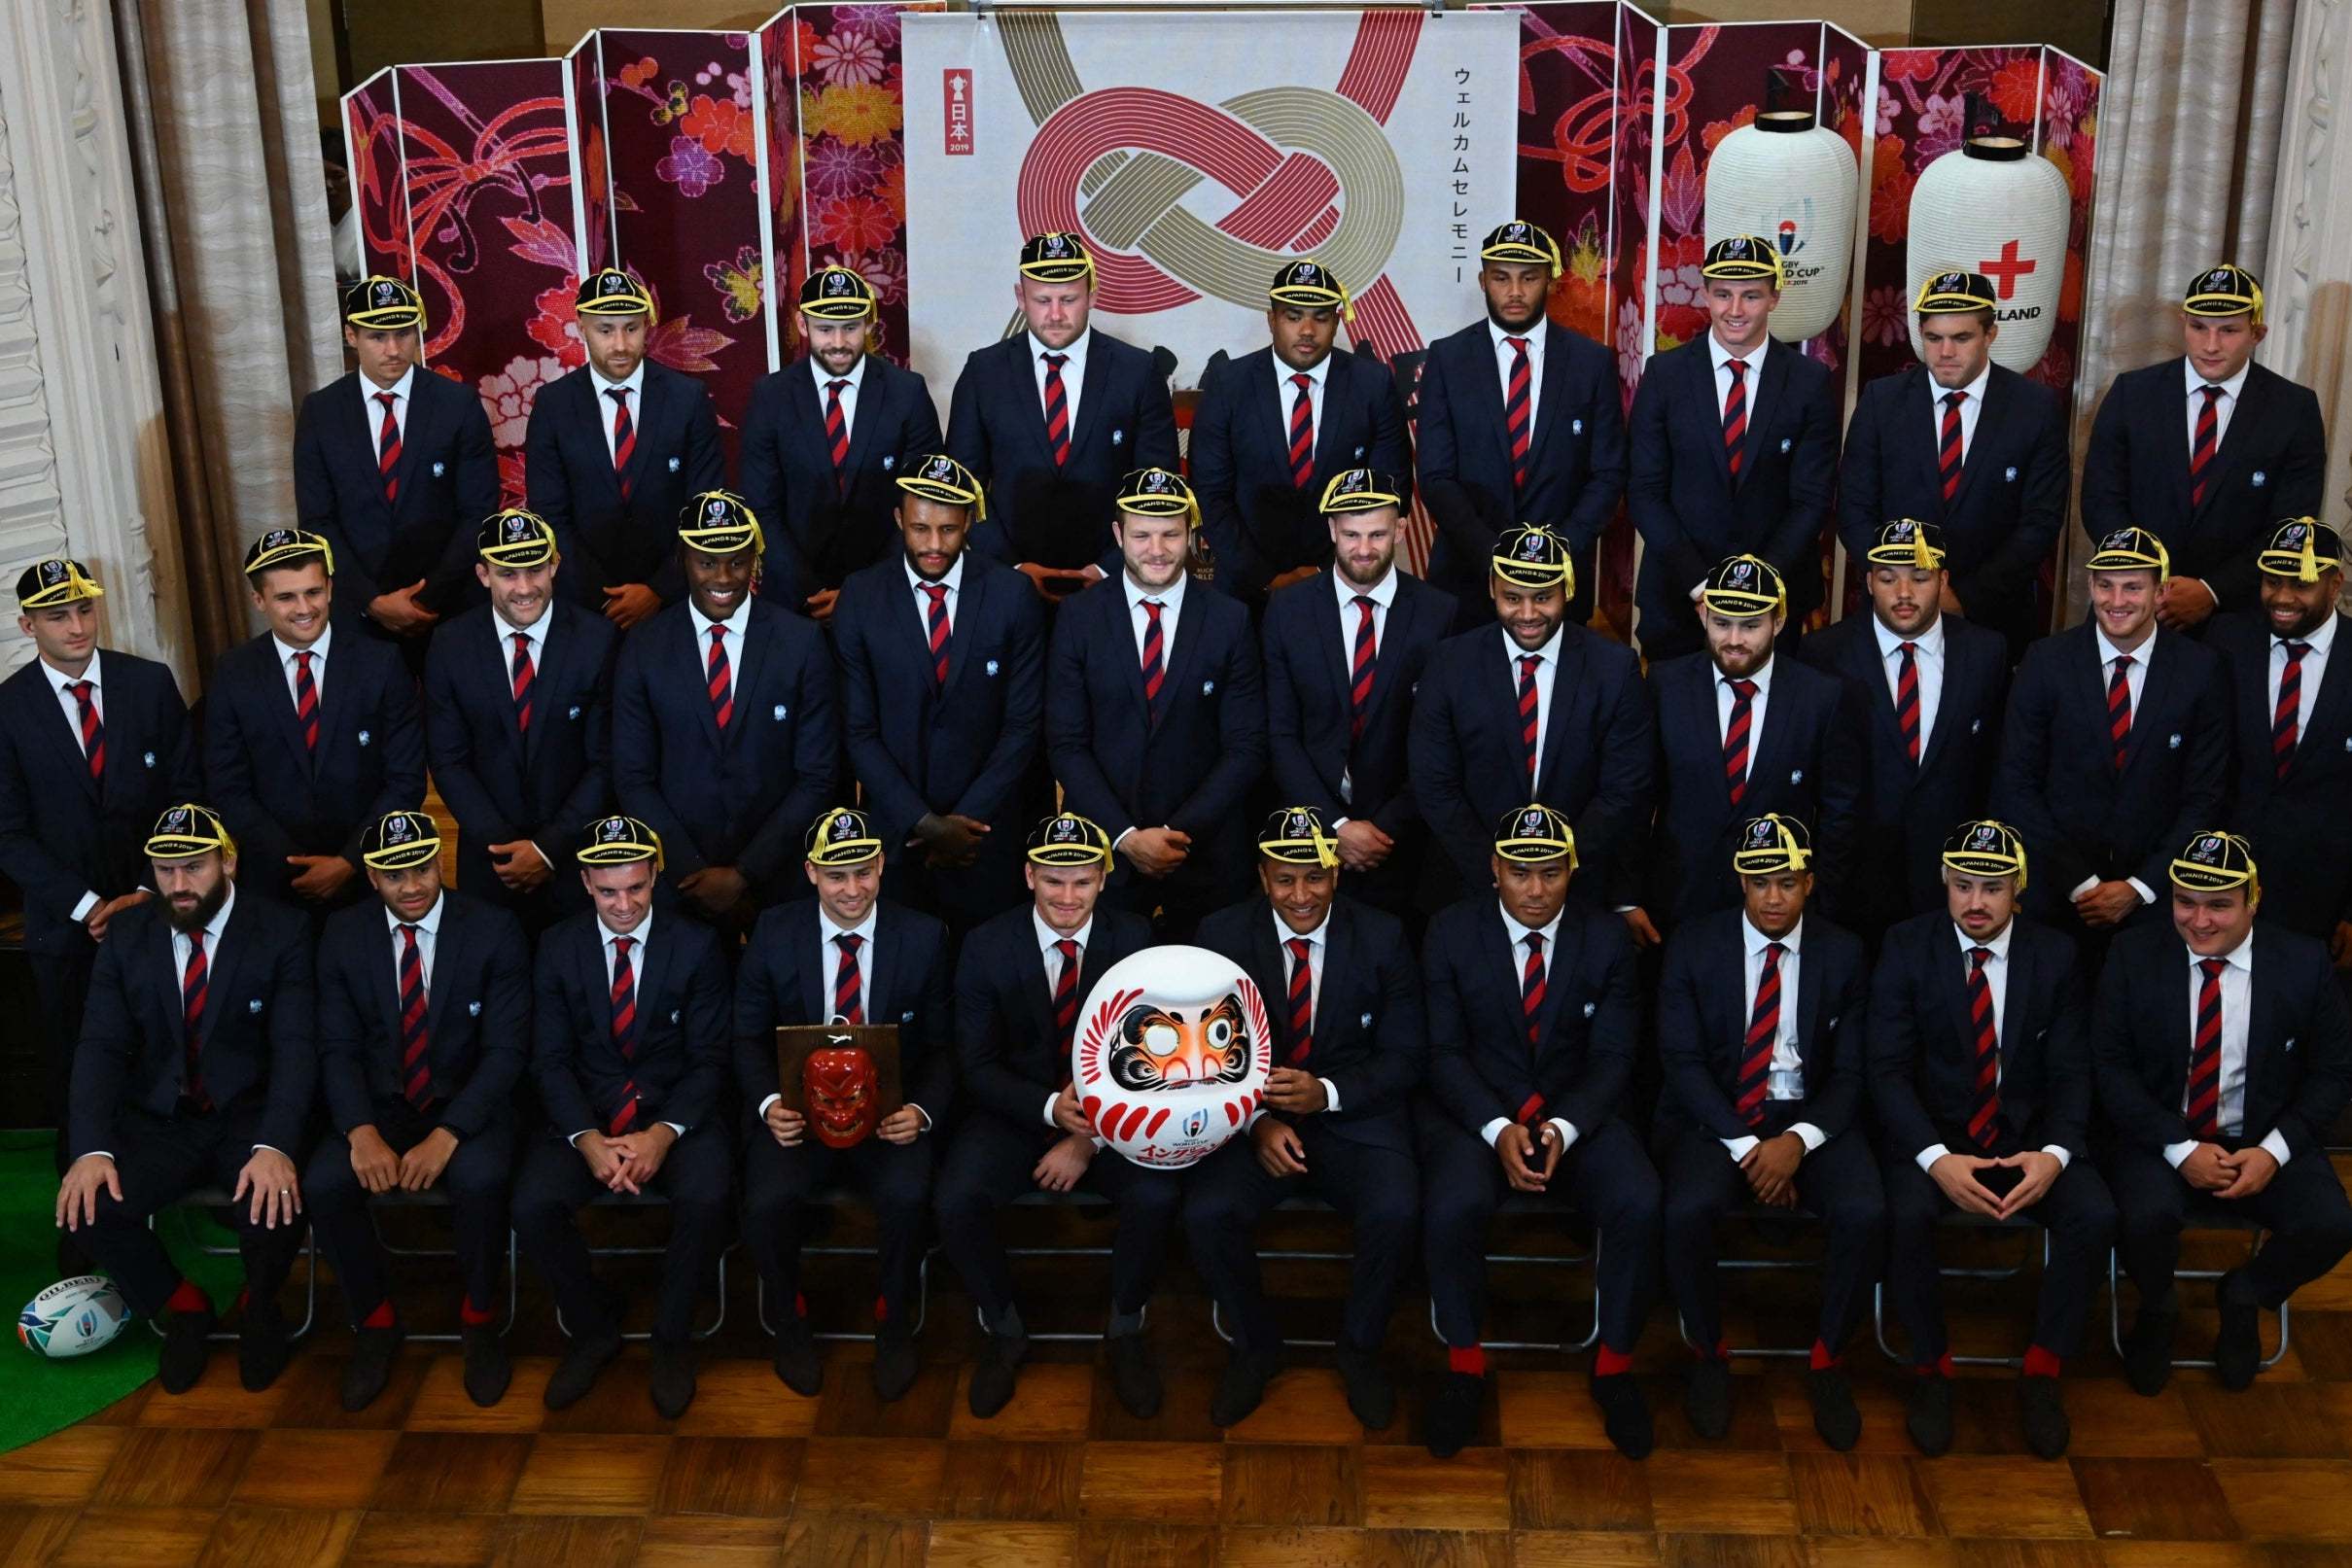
[873,1295,890,1325]
[1809,1339,1842,1372]
[359,1300,396,1331]
[163,1278,209,1317]
[2021,1344,2062,1378]
[232,1286,250,1314]
[1448,1345,1487,1376]
[1593,1344,1633,1378]
[793,1291,809,1321]
[1913,1352,1956,1378]
[459,1297,497,1327]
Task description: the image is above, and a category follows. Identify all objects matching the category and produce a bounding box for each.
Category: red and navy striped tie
[1517,653,1541,785]
[1965,947,2000,1148]
[607,388,636,501]
[1736,942,1784,1128]
[833,933,865,1025]
[293,650,320,755]
[1520,931,1546,1049]
[1349,595,1377,743]
[2189,385,2223,508]
[1052,938,1080,1087]
[1939,391,1966,503]
[182,931,211,1108]
[1723,678,1757,804]
[1287,373,1315,489]
[2274,641,2309,781]
[1895,642,1921,763]
[2185,958,2226,1139]
[1285,937,1314,1064]
[1722,359,1749,477]
[69,680,103,783]
[374,391,402,505]
[1503,336,1531,492]
[1140,599,1167,725]
[825,378,852,492]
[609,935,639,1134]
[706,625,733,732]
[399,923,432,1108]
[1041,353,1071,469]
[509,634,535,734]
[2107,654,2134,771]
[923,584,951,688]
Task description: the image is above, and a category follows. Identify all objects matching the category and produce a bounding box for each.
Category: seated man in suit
[1421,804,1659,1460]
[525,267,725,626]
[1628,236,1840,661]
[1655,815,1879,1449]
[423,510,617,935]
[1184,807,1425,1428]
[736,808,951,1402]
[515,816,733,1417]
[612,493,839,928]
[1630,555,1861,940]
[946,232,1179,596]
[305,812,530,1411]
[932,814,1166,1419]
[1189,261,1410,605]
[1415,220,1625,626]
[2083,265,2327,631]
[1046,467,1266,940]
[739,265,943,621]
[1411,524,1652,907]
[55,805,312,1394]
[2210,520,2352,958]
[1798,521,2008,947]
[834,455,1045,937]
[2097,831,2352,1393]
[1263,470,1456,921]
[1993,528,2229,953]
[294,275,497,667]
[203,528,426,915]
[1836,272,2070,661]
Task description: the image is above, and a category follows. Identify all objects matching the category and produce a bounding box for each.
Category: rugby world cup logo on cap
[1521,807,1547,837]
[830,814,861,844]
[1286,810,1314,840]
[600,273,631,298]
[924,456,955,482]
[600,818,630,844]
[825,272,854,299]
[1970,823,2002,852]
[1745,818,1777,851]
[1730,560,1756,588]
[1051,818,1080,844]
[373,280,400,308]
[505,516,532,542]
[1518,534,1547,562]
[1143,470,1176,496]
[2195,835,2225,862]
[706,497,729,524]
[163,807,191,835]
[39,561,65,588]
[1045,235,1074,260]
[386,817,414,845]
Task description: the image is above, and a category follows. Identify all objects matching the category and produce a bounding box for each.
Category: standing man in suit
[1183,808,1425,1428]
[525,267,725,626]
[1629,555,1862,938]
[54,805,313,1394]
[1411,524,1652,907]
[1628,236,1840,660]
[945,232,1178,596]
[1189,261,1410,606]
[203,529,425,915]
[1993,528,2229,950]
[2082,265,2328,630]
[2210,520,2352,958]
[2097,832,2352,1392]
[1655,816,1879,1449]
[515,816,733,1417]
[423,510,616,935]
[739,266,944,621]
[833,455,1044,937]
[304,812,530,1411]
[612,493,839,927]
[1046,467,1266,939]
[1420,804,1659,1460]
[932,815,1170,1420]
[1869,820,2114,1459]
[1837,272,2071,661]
[1415,221,1626,625]
[736,809,951,1402]
[1,558,197,1177]
[1799,521,2009,946]
[1262,470,1455,921]
[294,275,498,670]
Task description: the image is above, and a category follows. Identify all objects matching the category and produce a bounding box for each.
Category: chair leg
[2108,1245,2293,1371]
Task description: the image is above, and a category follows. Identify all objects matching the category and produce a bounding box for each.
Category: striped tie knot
[923,582,952,686]
[1284,936,1314,1065]
[833,931,865,1025]
[1503,336,1532,489]
[70,679,103,781]
[1895,641,1922,763]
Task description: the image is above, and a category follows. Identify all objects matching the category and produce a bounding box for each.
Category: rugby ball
[18,1275,132,1359]
[1072,945,1271,1170]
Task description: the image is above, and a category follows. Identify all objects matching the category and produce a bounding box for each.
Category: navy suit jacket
[833,555,1044,856]
[945,331,1177,570]
[1643,651,1863,928]
[202,631,426,901]
[1627,338,1840,652]
[2082,359,2327,613]
[2211,611,2352,940]
[1869,910,2090,1161]
[732,898,955,1123]
[737,354,943,609]
[1045,578,1267,890]
[1423,896,1639,1138]
[1836,364,2069,649]
[1194,894,1425,1153]
[1655,909,1867,1142]
[531,911,729,1138]
[1991,623,2229,915]
[69,892,315,1159]
[1410,622,1654,900]
[2092,922,2352,1163]
[1263,570,1454,838]
[523,362,725,609]
[1188,346,1409,598]
[316,890,530,1142]
[422,602,615,912]
[954,901,1154,1127]
[612,601,839,902]
[1798,612,2008,937]
[0,651,198,956]
[294,367,499,624]
[1415,319,1626,611]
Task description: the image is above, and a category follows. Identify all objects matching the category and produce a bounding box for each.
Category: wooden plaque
[772,1023,902,1118]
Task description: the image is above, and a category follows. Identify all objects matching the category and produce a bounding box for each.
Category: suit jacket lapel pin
[432,460,445,478]
[1790,768,1804,783]
[248,997,264,1014]
[2252,470,2266,487]
[1778,436,1792,454]
[1359,1010,1373,1028]
[468,1000,482,1016]
[1970,717,1982,734]
[568,704,582,720]
[2005,466,2018,481]
[773,703,788,721]
[2168,733,2182,749]
[1582,1000,1597,1017]
[668,456,682,472]
[357,729,370,747]
[1111,429,1124,447]
[1352,444,1364,460]
[1572,417,1585,436]
[985,658,1000,677]
[2285,1035,2297,1053]
[900,1009,916,1023]
[142,750,156,767]
[882,454,895,470]
[1202,679,1215,695]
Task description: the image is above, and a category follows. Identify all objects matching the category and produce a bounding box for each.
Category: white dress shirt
[2166,931,2295,1170]
[1488,319,1544,436]
[2184,356,2251,461]
[491,610,556,870]
[2072,629,2159,904]
[42,652,106,921]
[1030,329,1091,437]
[757,908,904,1121]
[1925,361,1990,465]
[1707,331,1770,422]
[1913,921,2073,1171]
[1873,610,1946,754]
[273,622,332,712]
[687,595,754,709]
[1274,353,1330,462]
[590,362,649,467]
[811,352,868,440]
[1721,916,1826,1160]
[2269,611,2339,738]
[1247,908,1344,1125]
[1035,911,1097,1133]
[385,893,443,995]
[906,553,965,641]
[1502,623,1564,784]
[1332,566,1398,817]
[1482,903,1576,1153]
[1122,568,1186,664]
[359,364,417,445]
[575,914,685,1140]
[1713,653,1774,787]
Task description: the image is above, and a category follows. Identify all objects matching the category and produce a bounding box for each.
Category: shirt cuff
[1479,1116,1509,1147]
[85,1150,113,1162]
[660,1122,685,1137]
[1330,817,1352,831]
[568,1130,589,1147]
[2260,1128,2293,1167]
[2068,875,2099,900]
[2128,879,2157,906]
[528,842,553,871]
[1722,1133,1759,1161]
[69,891,100,923]
[1043,1092,1061,1130]
[251,1144,288,1161]
[1111,827,1136,852]
[2040,1143,2072,1169]
[1790,1122,1826,1154]
[1545,1117,1579,1153]
[2163,1138,2198,1168]
[1318,1077,1342,1113]
[911,1104,933,1132]
[757,1093,781,1117]
[1915,1142,1950,1173]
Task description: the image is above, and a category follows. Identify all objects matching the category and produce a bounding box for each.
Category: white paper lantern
[1906,135,2072,371]
[1703,109,1859,344]
[1072,945,1272,1169]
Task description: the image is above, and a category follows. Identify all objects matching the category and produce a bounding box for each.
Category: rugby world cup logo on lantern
[1072,946,1272,1169]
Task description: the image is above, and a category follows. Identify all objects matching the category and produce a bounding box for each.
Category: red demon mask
[804,1046,877,1147]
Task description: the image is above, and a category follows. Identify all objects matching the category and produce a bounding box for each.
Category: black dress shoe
[2213,1270,2262,1391]
[239,1302,291,1393]
[158,1308,216,1395]
[1590,1371,1654,1460]
[649,1339,697,1418]
[1210,1348,1281,1428]
[967,1329,1029,1419]
[544,1326,622,1411]
[341,1323,405,1411]
[462,1326,510,1408]
[2124,1300,2180,1396]
[1683,1357,1732,1440]
[2019,1376,2070,1458]
[1808,1367,1861,1451]
[773,1312,823,1397]
[871,1323,919,1404]
[1906,1376,1953,1457]
[1106,1332,1162,1420]
[1425,1370,1484,1458]
[1335,1342,1395,1431]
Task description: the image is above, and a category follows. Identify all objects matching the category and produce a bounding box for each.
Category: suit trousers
[743,1119,933,1326]
[78,1101,310,1319]
[303,1098,513,1328]
[510,1128,733,1342]
[1182,1119,1419,1354]
[33,947,94,1173]
[2105,1138,2352,1310]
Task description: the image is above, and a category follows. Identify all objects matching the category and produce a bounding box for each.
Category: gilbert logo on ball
[1072,945,1272,1169]
[18,1275,131,1359]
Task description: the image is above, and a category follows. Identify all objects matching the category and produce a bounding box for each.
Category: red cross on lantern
[1979,238,2037,299]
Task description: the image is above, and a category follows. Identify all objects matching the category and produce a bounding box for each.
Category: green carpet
[0,1132,242,1454]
